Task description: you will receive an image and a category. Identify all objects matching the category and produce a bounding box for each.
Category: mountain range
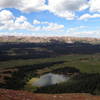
[0,36,100,44]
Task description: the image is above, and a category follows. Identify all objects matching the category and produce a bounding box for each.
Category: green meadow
[1,54,100,73]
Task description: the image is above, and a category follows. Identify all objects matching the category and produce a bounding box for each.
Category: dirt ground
[0,89,100,100]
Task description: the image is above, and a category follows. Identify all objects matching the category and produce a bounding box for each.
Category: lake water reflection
[32,73,69,87]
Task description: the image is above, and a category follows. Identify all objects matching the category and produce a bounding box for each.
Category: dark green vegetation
[36,73,100,95]
[0,41,100,95]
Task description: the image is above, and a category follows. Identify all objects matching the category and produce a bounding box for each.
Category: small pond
[32,73,70,87]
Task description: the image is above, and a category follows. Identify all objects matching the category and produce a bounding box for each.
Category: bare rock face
[32,73,68,87]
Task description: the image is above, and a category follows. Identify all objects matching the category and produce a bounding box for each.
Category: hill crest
[0,36,100,43]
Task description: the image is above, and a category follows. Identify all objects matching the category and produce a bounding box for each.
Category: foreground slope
[0,89,100,100]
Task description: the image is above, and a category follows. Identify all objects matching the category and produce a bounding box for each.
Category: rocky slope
[0,89,100,100]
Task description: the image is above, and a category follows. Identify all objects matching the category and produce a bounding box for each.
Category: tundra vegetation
[0,41,100,95]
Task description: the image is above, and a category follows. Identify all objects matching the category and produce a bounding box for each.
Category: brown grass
[0,89,100,100]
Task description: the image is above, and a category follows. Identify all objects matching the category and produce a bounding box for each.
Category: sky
[0,0,100,38]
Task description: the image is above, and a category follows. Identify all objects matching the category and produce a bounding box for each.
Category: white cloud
[79,13,100,20]
[1,0,100,20]
[0,0,47,12]
[0,0,89,20]
[33,20,41,24]
[33,20,64,31]
[15,16,27,23]
[19,0,47,12]
[0,10,32,30]
[0,10,14,22]
[67,26,87,33]
[0,10,39,31]
[66,26,100,38]
[42,22,64,31]
[14,16,38,31]
[0,10,64,32]
[0,10,15,30]
[89,0,100,12]
[47,0,88,20]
